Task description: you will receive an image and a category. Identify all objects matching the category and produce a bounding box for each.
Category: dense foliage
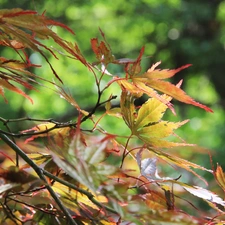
[0,8,225,225]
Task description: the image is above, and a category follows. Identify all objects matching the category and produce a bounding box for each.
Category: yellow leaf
[137,120,188,138]
[149,147,211,184]
[117,79,143,98]
[106,107,122,118]
[133,79,175,113]
[135,96,170,128]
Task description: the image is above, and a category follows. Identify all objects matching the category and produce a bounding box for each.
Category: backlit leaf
[183,185,225,207]
[117,58,212,113]
[141,78,213,113]
[149,147,211,184]
[135,95,170,128]
[214,164,225,191]
[0,79,33,103]
[138,62,213,112]
[22,123,70,143]
[120,91,190,148]
[137,120,189,148]
[91,38,115,65]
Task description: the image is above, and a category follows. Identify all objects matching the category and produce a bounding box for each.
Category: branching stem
[0,133,78,225]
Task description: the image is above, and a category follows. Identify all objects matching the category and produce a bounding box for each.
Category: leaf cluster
[0,8,224,225]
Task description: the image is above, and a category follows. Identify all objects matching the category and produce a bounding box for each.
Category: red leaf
[91,38,101,61]
[91,37,115,64]
[133,63,213,113]
[0,79,33,103]
[0,9,37,18]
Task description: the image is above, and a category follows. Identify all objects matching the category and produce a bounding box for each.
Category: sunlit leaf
[149,147,211,184]
[183,184,225,207]
[0,79,33,103]
[135,94,171,128]
[118,59,212,113]
[137,120,189,148]
[121,91,190,147]
[91,38,115,65]
[25,153,52,166]
[214,164,225,191]
[124,46,145,76]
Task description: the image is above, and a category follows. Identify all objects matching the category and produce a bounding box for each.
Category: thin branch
[0,120,76,137]
[7,196,59,217]
[0,133,78,225]
[0,117,19,166]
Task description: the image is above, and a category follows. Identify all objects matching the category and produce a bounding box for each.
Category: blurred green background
[1,0,225,200]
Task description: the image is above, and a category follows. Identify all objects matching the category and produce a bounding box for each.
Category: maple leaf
[149,147,211,185]
[0,8,86,86]
[120,91,191,148]
[91,38,115,65]
[117,56,213,113]
[137,62,212,112]
[136,153,159,181]
[0,9,95,103]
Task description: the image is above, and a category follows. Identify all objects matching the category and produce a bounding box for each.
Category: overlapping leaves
[0,10,221,225]
[120,91,190,148]
[116,48,213,114]
[0,8,90,104]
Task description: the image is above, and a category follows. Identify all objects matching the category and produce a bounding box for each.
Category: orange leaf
[146,62,191,79]
[138,63,213,113]
[214,164,225,191]
[141,78,213,113]
[0,79,33,103]
[0,39,25,49]
[91,38,101,61]
[91,38,115,65]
